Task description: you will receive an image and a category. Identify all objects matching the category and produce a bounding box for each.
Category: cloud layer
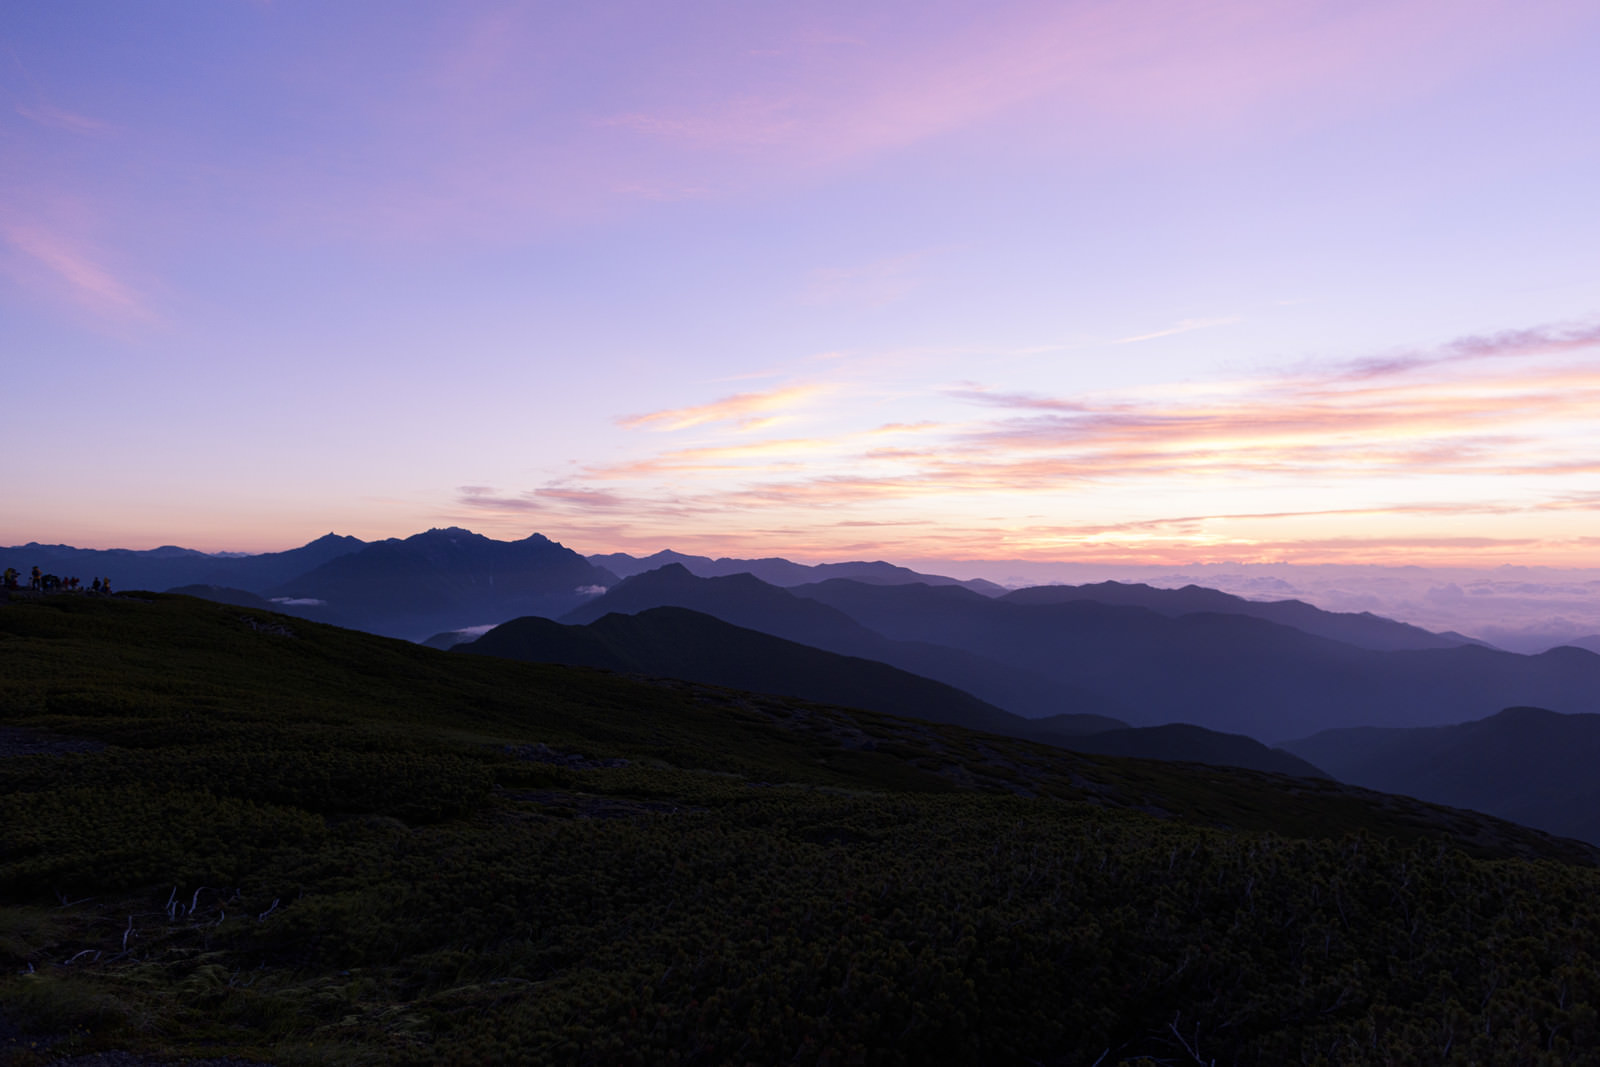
[457,319,1600,564]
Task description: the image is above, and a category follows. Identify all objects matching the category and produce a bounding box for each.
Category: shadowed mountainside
[460,606,1034,737]
[564,565,1131,721]
[789,578,1600,739]
[461,606,1321,776]
[568,568,1600,739]
[1285,706,1600,845]
[1058,723,1327,779]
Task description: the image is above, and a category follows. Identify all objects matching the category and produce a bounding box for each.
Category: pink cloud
[225,1,1593,244]
[470,312,1600,563]
[457,485,635,513]
[1,221,154,323]
[15,104,111,135]
[588,1,1585,183]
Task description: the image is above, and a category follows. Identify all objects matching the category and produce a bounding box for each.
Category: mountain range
[262,528,614,638]
[590,548,1006,595]
[3,529,614,641]
[0,532,366,593]
[14,526,1600,833]
[569,564,1600,740]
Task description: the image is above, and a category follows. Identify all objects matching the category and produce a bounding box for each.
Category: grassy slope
[2,593,1600,1065]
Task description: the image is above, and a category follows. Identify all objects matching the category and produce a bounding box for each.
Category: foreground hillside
[3,594,1600,1064]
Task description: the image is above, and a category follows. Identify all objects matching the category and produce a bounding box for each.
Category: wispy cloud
[15,104,111,135]
[592,421,945,478]
[229,0,1590,243]
[457,485,681,517]
[618,383,829,431]
[1334,321,1600,380]
[1,222,154,323]
[1115,316,1241,344]
[583,1,1582,192]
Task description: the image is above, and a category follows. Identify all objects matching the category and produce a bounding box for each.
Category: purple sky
[4,1,1599,566]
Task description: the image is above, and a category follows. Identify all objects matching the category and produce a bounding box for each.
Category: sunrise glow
[4,2,1598,566]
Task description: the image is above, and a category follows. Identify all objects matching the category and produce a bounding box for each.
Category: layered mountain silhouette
[21,527,1600,783]
[590,549,1005,595]
[570,566,1600,740]
[1285,707,1600,845]
[462,605,1324,776]
[563,565,1131,721]
[789,579,1600,737]
[461,606,1033,736]
[2,529,615,641]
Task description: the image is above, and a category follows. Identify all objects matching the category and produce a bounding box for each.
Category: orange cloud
[948,357,1600,484]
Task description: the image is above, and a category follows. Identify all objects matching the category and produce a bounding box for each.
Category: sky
[5,0,1600,570]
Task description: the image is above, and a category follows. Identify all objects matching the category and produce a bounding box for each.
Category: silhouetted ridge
[589,549,1004,594]
[1,532,368,593]
[790,578,1600,738]
[1059,723,1327,779]
[566,567,1135,722]
[463,606,1031,735]
[487,602,1333,774]
[164,585,277,610]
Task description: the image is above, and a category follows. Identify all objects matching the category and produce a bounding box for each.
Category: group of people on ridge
[2,566,111,595]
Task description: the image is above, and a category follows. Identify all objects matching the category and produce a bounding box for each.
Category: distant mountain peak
[622,562,695,582]
[1490,705,1566,723]
[415,526,482,540]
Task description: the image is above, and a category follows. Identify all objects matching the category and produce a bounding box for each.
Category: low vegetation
[3,593,1599,1063]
